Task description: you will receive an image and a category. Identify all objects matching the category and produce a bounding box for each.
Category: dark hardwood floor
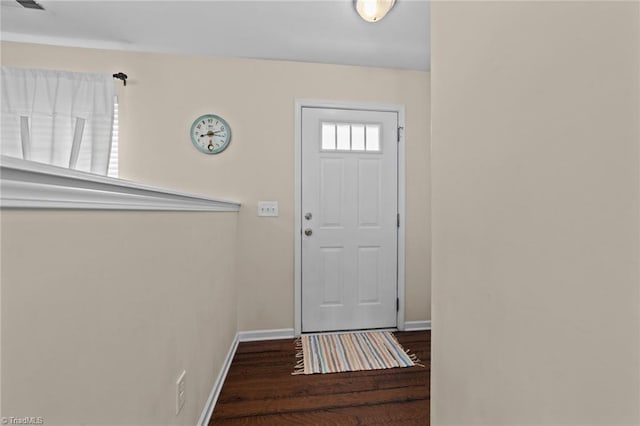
[210,331,430,425]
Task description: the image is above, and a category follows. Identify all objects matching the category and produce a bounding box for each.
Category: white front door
[301,107,398,333]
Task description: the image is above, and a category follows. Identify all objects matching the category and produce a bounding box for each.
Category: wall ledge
[0,156,241,211]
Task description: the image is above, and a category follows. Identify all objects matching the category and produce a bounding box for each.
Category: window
[321,122,381,152]
[107,97,119,178]
[1,67,115,175]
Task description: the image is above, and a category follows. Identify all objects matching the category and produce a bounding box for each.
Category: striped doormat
[293,331,422,375]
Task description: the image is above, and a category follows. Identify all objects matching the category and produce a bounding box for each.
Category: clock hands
[199,130,225,138]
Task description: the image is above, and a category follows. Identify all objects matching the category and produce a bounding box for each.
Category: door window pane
[351,124,365,150]
[366,125,380,151]
[336,124,351,150]
[322,123,336,150]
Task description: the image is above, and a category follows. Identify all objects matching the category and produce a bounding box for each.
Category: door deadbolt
[305,212,312,220]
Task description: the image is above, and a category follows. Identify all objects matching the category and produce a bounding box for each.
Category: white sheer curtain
[1,67,115,175]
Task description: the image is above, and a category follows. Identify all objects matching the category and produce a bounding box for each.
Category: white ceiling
[1,0,430,70]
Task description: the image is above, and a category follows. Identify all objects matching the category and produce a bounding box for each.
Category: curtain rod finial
[112,72,128,86]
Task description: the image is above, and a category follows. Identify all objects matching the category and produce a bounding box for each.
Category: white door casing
[300,106,399,332]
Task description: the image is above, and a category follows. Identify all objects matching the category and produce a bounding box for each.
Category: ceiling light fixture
[354,0,396,23]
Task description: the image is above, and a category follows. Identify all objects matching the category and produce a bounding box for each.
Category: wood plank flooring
[211,331,430,425]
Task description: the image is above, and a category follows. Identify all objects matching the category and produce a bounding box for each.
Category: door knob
[304,228,313,236]
[304,212,312,220]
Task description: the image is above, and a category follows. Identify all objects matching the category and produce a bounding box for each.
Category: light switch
[258,201,279,217]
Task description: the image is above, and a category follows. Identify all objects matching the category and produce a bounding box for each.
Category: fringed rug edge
[291,331,424,375]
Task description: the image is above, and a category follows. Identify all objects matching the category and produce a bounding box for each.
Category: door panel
[301,107,398,332]
[320,247,344,305]
[320,159,344,226]
[358,159,382,226]
[358,246,381,303]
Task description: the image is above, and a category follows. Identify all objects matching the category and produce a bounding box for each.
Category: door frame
[294,99,406,336]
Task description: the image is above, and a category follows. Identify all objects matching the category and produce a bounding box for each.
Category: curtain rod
[112,72,128,86]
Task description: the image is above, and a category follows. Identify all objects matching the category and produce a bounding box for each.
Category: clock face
[190,114,231,154]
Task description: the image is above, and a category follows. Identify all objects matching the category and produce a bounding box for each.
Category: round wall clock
[190,114,232,154]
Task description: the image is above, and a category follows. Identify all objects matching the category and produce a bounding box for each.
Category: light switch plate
[258,201,279,217]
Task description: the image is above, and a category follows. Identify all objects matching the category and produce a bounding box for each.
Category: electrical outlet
[257,201,279,217]
[176,370,186,415]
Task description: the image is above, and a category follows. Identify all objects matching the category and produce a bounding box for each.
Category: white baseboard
[404,320,431,331]
[197,333,239,426]
[197,328,295,426]
[238,328,295,342]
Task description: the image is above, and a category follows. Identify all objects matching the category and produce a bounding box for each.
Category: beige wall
[1,42,430,424]
[431,1,639,425]
[1,211,238,425]
[1,41,431,330]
